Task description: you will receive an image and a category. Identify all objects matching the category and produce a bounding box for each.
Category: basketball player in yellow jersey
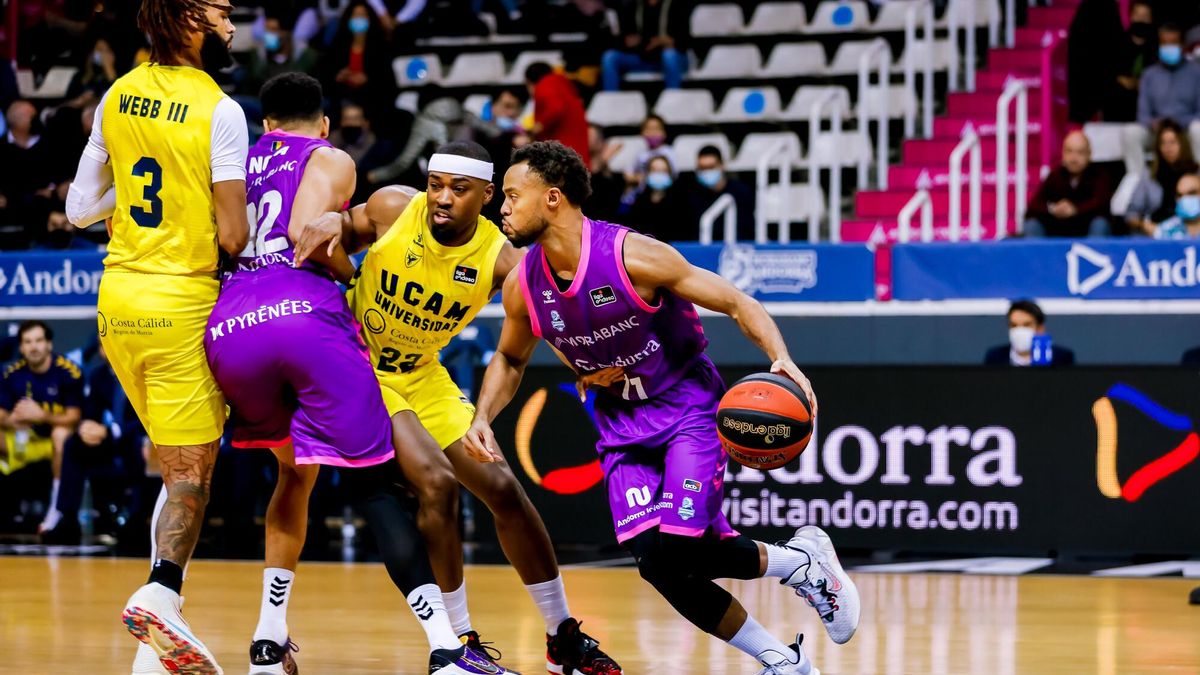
[295,141,622,674]
[65,2,249,673]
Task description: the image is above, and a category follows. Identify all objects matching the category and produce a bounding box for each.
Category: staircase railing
[857,38,891,192]
[904,0,935,138]
[898,188,934,243]
[995,79,1029,239]
[755,140,795,243]
[809,89,844,243]
[948,125,982,241]
[699,193,738,245]
[948,0,978,92]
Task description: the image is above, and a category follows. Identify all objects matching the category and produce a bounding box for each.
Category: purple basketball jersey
[519,218,708,405]
[226,131,331,282]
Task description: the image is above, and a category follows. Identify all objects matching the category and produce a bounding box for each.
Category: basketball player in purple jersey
[465,142,861,674]
[204,73,501,675]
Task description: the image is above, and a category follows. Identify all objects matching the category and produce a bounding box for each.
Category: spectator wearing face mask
[1121,23,1200,175]
[1148,172,1200,239]
[984,300,1076,367]
[624,155,689,242]
[1125,120,1198,234]
[243,14,320,95]
[1110,1,1157,122]
[330,101,396,202]
[683,145,755,242]
[320,1,397,104]
[479,88,529,223]
[631,114,676,182]
[66,36,119,108]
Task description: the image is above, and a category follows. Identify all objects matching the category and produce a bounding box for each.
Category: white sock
[150,485,188,579]
[443,581,473,635]
[407,584,461,652]
[48,478,61,514]
[253,568,294,644]
[525,575,571,635]
[763,543,810,580]
[728,616,799,665]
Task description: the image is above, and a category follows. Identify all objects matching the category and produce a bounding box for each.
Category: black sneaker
[1190,586,1200,605]
[249,638,299,675]
[545,618,622,675]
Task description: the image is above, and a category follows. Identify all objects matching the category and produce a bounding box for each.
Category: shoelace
[572,623,621,674]
[466,635,504,663]
[795,578,838,620]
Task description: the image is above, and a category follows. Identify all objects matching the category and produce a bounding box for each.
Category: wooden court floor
[1,557,1197,674]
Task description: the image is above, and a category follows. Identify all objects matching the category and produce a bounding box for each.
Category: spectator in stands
[366,96,493,185]
[601,0,689,91]
[624,155,688,242]
[240,14,320,101]
[331,101,380,166]
[1068,0,1127,123]
[0,100,55,250]
[586,125,626,223]
[0,321,83,535]
[1110,1,1157,121]
[984,300,1076,367]
[631,114,676,181]
[320,1,397,106]
[682,145,755,242]
[1122,23,1200,174]
[525,62,591,166]
[479,88,530,222]
[1126,120,1198,234]
[1147,172,1200,239]
[1024,131,1113,238]
[66,36,120,108]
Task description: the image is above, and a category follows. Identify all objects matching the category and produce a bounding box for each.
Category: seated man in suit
[984,299,1076,367]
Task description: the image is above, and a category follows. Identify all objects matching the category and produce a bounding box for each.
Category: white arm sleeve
[66,91,116,227]
[211,97,249,184]
[395,0,427,23]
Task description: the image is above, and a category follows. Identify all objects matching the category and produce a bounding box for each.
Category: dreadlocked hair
[138,0,211,64]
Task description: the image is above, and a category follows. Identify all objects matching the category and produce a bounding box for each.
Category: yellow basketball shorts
[97,271,225,447]
[377,362,475,451]
[0,432,53,476]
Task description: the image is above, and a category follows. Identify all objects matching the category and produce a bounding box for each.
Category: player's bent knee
[417,464,459,508]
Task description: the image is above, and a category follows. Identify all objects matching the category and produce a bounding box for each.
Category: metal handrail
[898,189,934,243]
[809,89,844,243]
[903,0,935,138]
[995,79,1029,240]
[755,140,794,244]
[1005,0,1015,47]
[857,38,890,191]
[949,125,983,241]
[948,0,977,92]
[699,193,738,245]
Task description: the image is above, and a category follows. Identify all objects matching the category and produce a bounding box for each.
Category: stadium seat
[653,89,716,125]
[504,50,565,84]
[872,0,922,31]
[744,3,807,36]
[606,135,649,174]
[691,4,746,38]
[936,0,998,28]
[809,130,872,167]
[393,54,443,87]
[442,52,507,86]
[894,39,955,73]
[826,39,893,75]
[808,1,870,33]
[463,94,493,120]
[395,91,420,114]
[587,91,649,127]
[672,133,734,171]
[759,183,826,224]
[689,45,763,80]
[762,43,828,78]
[728,132,804,172]
[15,67,76,99]
[856,84,918,120]
[782,86,852,121]
[1083,122,1127,163]
[714,87,783,122]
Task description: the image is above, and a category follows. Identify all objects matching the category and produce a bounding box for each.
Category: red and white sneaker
[122,583,223,675]
[778,526,861,645]
[545,618,621,675]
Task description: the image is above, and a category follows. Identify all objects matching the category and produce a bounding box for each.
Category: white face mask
[1009,326,1035,353]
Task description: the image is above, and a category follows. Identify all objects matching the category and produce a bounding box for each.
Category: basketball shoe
[756,635,819,675]
[131,642,170,674]
[460,631,520,674]
[249,638,299,674]
[777,526,861,644]
[122,582,223,675]
[545,618,622,674]
[429,644,507,674]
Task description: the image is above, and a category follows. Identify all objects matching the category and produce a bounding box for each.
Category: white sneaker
[778,526,861,644]
[38,509,62,534]
[122,583,223,675]
[131,642,171,674]
[756,635,818,675]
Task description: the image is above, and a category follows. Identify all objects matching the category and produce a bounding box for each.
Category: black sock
[148,559,184,594]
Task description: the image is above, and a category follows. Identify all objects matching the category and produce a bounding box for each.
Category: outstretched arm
[287,147,358,281]
[293,185,418,269]
[464,268,540,462]
[622,232,817,413]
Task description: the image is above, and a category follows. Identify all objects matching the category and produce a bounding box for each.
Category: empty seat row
[605,130,871,175]
[690,38,951,80]
[393,50,564,87]
[691,0,994,38]
[587,84,913,126]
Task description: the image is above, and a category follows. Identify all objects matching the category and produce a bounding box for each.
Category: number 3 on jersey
[130,156,163,228]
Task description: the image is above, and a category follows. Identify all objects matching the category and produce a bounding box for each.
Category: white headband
[428,153,493,181]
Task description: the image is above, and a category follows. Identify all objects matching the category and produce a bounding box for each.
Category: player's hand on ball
[575,366,626,402]
[293,211,344,267]
[770,358,817,417]
[463,418,503,463]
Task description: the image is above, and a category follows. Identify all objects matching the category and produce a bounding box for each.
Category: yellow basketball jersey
[348,193,506,372]
[102,63,229,276]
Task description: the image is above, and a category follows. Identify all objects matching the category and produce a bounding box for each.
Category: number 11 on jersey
[621,376,647,401]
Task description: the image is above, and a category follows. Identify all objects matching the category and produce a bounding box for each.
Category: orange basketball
[716,373,814,470]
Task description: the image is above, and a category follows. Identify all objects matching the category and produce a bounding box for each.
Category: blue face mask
[349,16,370,34]
[1176,194,1200,220]
[646,172,673,191]
[262,31,281,51]
[697,168,723,189]
[1160,44,1183,66]
[496,116,518,132]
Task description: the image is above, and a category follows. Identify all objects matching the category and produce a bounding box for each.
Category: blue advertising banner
[676,243,876,302]
[0,251,105,307]
[892,240,1200,300]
